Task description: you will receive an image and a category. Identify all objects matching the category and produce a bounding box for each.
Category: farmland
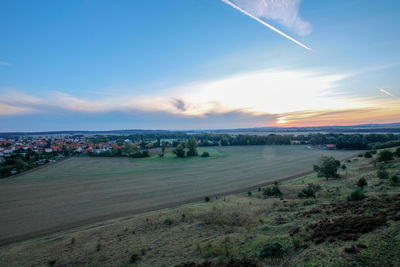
[0,145,357,244]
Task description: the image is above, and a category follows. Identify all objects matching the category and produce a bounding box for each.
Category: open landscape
[1,1,400,266]
[0,146,357,244]
[0,147,399,266]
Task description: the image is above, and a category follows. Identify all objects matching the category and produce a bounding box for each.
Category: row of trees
[173,138,198,158]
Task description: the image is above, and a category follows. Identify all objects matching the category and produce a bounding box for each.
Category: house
[325,144,336,150]
[44,148,53,153]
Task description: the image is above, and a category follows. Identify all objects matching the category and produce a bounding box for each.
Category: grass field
[0,145,357,244]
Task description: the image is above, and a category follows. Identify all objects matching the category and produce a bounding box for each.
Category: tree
[173,144,185,158]
[161,141,167,155]
[377,150,394,162]
[313,156,340,180]
[357,178,368,189]
[186,138,198,157]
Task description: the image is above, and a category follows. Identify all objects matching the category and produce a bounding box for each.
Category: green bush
[130,253,140,264]
[395,147,400,158]
[357,177,368,189]
[348,188,366,201]
[390,175,400,186]
[201,152,210,157]
[378,150,394,162]
[298,183,321,199]
[263,183,282,197]
[204,196,210,202]
[364,151,372,158]
[377,169,389,179]
[259,242,286,259]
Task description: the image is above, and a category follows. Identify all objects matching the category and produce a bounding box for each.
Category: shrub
[378,150,394,162]
[298,183,322,199]
[130,253,140,264]
[201,152,210,157]
[364,151,372,158]
[348,188,366,201]
[259,242,286,259]
[47,259,56,266]
[377,169,389,179]
[263,183,282,197]
[357,178,368,189]
[164,218,173,225]
[204,196,210,202]
[395,147,400,158]
[390,175,400,186]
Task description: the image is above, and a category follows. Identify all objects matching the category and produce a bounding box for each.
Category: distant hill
[1,122,400,137]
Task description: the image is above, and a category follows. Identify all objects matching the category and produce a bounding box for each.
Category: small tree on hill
[357,177,368,189]
[378,150,394,162]
[186,138,198,157]
[313,156,340,180]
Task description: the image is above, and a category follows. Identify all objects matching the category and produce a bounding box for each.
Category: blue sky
[1,0,399,131]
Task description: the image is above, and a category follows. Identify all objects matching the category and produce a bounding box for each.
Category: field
[0,145,357,245]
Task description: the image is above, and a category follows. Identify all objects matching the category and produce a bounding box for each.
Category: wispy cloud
[221,0,311,50]
[0,61,9,66]
[379,88,395,97]
[1,68,400,127]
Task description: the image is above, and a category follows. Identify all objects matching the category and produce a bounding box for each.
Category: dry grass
[0,148,399,266]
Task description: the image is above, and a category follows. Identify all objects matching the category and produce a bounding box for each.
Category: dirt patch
[305,214,386,243]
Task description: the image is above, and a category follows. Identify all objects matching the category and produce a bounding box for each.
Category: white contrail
[379,88,395,97]
[221,0,311,51]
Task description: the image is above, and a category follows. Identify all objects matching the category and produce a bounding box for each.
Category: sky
[0,0,400,131]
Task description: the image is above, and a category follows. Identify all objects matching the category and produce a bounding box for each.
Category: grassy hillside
[0,148,399,266]
[0,146,356,243]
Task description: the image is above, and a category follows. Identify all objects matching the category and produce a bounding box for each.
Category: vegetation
[313,156,340,180]
[263,183,282,197]
[357,177,368,189]
[377,169,389,179]
[378,150,394,162]
[1,147,399,266]
[348,188,367,201]
[298,183,322,198]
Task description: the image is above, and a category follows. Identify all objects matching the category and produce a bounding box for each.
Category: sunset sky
[1,0,399,131]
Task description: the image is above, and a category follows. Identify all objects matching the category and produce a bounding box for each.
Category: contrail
[379,88,395,97]
[221,0,312,51]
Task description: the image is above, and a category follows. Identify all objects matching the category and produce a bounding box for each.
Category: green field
[0,145,357,244]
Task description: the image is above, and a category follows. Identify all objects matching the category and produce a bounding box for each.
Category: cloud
[1,68,400,127]
[379,88,395,97]
[0,62,9,66]
[230,0,311,35]
[221,0,311,50]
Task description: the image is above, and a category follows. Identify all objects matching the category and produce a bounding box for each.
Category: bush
[348,188,366,201]
[390,175,400,186]
[364,151,372,158]
[130,253,140,264]
[377,169,389,179]
[357,178,368,189]
[201,152,210,157]
[378,150,394,162]
[298,183,321,199]
[204,196,210,202]
[259,242,286,259]
[263,184,282,197]
[395,147,400,158]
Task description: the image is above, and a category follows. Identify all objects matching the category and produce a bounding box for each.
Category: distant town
[1,130,400,178]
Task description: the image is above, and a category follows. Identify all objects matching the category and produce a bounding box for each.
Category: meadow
[0,145,357,244]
